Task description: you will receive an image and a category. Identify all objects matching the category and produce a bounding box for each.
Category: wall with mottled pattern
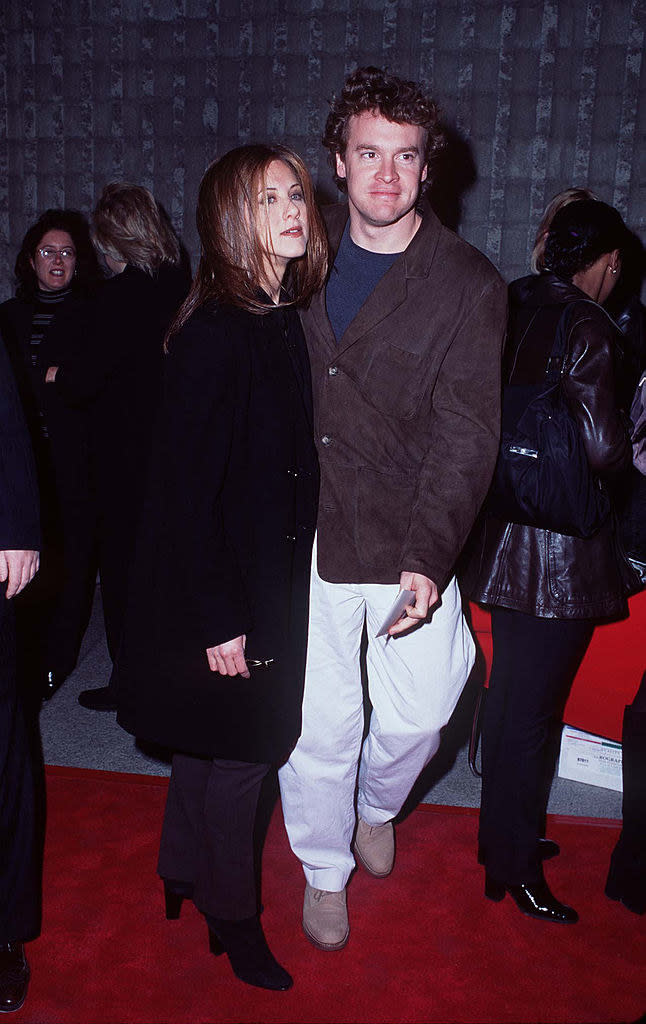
[1,1,644,299]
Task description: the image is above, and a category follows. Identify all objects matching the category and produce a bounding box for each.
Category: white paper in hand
[375,589,416,637]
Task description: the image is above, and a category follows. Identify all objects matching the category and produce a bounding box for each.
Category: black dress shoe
[41,670,67,701]
[0,942,30,1013]
[207,915,292,991]
[485,873,578,923]
[77,686,118,711]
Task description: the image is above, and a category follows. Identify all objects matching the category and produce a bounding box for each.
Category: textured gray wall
[1,0,644,301]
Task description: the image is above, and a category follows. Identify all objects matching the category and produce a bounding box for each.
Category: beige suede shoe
[353,818,395,877]
[302,884,349,951]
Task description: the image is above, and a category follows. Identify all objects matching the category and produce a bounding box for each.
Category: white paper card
[375,589,416,638]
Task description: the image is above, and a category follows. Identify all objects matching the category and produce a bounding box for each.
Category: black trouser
[17,434,98,682]
[479,607,594,885]
[0,599,40,944]
[158,754,270,921]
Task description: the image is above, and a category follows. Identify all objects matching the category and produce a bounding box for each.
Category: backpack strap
[545,299,600,385]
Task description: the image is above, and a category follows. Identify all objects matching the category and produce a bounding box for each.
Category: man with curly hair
[279,66,507,951]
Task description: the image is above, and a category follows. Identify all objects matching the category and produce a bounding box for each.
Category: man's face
[335,111,427,230]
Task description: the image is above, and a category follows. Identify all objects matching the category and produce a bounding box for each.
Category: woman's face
[257,159,309,283]
[30,229,77,292]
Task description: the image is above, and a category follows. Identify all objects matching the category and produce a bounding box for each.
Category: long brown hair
[166,144,327,347]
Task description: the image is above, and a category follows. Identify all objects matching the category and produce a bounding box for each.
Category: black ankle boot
[207,915,292,991]
[0,943,30,1012]
[485,873,578,923]
[163,879,194,920]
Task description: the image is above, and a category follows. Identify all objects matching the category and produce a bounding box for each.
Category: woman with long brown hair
[116,145,327,991]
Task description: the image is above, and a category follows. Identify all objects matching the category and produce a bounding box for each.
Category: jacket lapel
[310,201,442,357]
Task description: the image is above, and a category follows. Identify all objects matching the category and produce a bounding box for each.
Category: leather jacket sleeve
[563,305,632,477]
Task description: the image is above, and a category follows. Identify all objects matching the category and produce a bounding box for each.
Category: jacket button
[286,534,296,542]
[328,366,338,376]
[321,435,332,446]
[287,467,298,477]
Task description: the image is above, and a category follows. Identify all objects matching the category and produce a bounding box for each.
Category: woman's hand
[45,366,59,383]
[206,635,250,678]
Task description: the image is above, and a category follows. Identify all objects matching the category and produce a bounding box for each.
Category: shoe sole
[302,919,350,951]
[353,842,393,878]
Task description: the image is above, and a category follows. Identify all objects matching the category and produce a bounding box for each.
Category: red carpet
[12,766,645,1024]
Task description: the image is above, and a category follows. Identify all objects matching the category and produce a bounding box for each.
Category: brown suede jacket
[462,273,638,619]
[300,200,507,590]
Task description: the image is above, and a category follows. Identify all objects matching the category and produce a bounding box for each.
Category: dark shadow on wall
[427,121,477,233]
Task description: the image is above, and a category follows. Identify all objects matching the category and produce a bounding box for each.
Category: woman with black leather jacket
[462,200,639,923]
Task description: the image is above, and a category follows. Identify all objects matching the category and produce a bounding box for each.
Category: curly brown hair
[323,66,445,192]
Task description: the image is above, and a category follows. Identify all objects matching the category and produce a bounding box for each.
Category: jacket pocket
[359,343,427,420]
[546,530,619,609]
[355,466,417,571]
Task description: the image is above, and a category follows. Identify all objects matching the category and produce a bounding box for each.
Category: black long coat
[0,291,97,677]
[54,263,190,658]
[0,290,96,538]
[116,300,318,764]
[0,335,40,943]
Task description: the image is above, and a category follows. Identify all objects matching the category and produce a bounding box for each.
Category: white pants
[279,541,475,891]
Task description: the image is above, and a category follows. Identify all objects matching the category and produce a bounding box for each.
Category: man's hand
[45,366,59,383]
[206,634,250,678]
[0,550,39,599]
[388,571,438,636]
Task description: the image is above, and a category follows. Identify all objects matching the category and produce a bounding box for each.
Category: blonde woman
[47,184,190,708]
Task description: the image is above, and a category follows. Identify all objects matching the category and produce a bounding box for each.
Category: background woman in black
[0,209,101,698]
[116,145,327,990]
[47,184,190,709]
[463,200,638,923]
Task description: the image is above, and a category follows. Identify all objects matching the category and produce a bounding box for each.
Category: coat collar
[324,197,443,278]
[509,272,596,309]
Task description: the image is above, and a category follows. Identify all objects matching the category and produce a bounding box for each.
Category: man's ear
[421,163,428,183]
[335,152,347,180]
